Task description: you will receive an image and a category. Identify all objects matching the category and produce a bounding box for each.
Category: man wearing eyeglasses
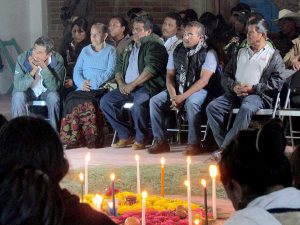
[148,21,218,155]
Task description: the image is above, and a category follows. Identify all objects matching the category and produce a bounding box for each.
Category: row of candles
[80,152,218,225]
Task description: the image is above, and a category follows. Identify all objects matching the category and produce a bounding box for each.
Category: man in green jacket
[11,36,65,131]
[100,15,168,150]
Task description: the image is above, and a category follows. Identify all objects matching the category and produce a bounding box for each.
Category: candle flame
[135,154,139,161]
[92,194,103,209]
[201,179,206,187]
[110,173,115,181]
[79,173,84,182]
[85,152,90,163]
[194,219,200,225]
[209,165,218,178]
[187,156,191,164]
[142,190,148,199]
[184,180,190,187]
[161,157,165,165]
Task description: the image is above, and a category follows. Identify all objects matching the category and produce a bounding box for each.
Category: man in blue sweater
[100,15,168,150]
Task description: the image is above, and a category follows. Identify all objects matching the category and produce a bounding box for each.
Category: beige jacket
[284,37,300,67]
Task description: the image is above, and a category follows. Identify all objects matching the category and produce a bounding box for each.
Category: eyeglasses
[183,32,198,38]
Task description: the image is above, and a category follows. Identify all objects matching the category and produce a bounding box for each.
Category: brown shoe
[132,142,146,150]
[183,143,204,156]
[111,137,134,148]
[148,139,170,154]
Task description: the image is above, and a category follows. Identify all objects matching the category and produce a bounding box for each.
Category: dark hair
[291,146,300,189]
[231,3,251,14]
[0,166,63,225]
[127,7,145,20]
[248,12,264,22]
[0,114,7,130]
[71,17,89,34]
[165,12,182,27]
[247,18,268,35]
[0,117,69,183]
[185,21,206,36]
[133,15,153,32]
[110,16,130,36]
[219,119,293,202]
[235,12,249,27]
[34,36,54,53]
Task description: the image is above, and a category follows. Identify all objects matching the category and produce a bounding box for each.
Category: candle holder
[106,199,119,216]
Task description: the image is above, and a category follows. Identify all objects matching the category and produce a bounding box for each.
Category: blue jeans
[11,89,60,131]
[206,93,264,148]
[150,89,208,145]
[100,87,150,143]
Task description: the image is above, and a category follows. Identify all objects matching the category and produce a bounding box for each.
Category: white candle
[110,173,116,216]
[84,152,90,195]
[92,194,103,211]
[187,156,191,185]
[185,180,192,225]
[79,173,84,202]
[141,190,148,225]
[209,165,218,220]
[135,154,141,194]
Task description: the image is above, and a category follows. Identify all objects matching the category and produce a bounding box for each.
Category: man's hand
[292,61,300,71]
[122,83,136,95]
[82,80,91,92]
[64,78,74,88]
[28,56,39,76]
[170,94,185,109]
[233,84,243,95]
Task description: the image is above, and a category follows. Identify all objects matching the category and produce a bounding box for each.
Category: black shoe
[182,143,204,156]
[148,139,170,154]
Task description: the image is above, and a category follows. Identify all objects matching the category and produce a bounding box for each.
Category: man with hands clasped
[206,18,286,160]
[148,21,218,155]
[11,36,65,131]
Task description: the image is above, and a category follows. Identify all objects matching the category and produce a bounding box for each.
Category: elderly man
[148,21,218,155]
[161,12,182,54]
[11,36,65,130]
[206,18,286,159]
[100,15,168,150]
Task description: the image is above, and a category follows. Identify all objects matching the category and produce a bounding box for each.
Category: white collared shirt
[162,35,181,55]
[235,44,275,86]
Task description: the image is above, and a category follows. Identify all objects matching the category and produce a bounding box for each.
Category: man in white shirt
[206,18,286,159]
[161,12,182,54]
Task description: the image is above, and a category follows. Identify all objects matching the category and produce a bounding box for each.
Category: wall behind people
[0,0,47,95]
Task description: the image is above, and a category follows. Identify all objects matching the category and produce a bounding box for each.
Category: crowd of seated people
[9,3,300,154]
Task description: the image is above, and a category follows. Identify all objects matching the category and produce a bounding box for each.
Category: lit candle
[92,194,103,211]
[79,173,84,202]
[141,190,148,225]
[135,154,141,194]
[201,179,208,225]
[110,173,116,216]
[84,152,90,195]
[194,219,200,225]
[187,156,191,186]
[161,157,165,197]
[209,165,218,220]
[185,180,192,225]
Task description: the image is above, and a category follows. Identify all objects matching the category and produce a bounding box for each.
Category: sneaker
[148,139,170,154]
[132,142,146,150]
[182,143,204,156]
[111,137,134,148]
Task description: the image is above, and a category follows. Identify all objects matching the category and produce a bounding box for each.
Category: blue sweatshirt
[73,43,116,90]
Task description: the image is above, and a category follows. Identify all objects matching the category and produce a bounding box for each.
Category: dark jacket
[61,189,117,225]
[222,47,286,108]
[115,34,168,97]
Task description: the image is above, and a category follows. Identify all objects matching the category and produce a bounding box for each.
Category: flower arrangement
[84,191,213,225]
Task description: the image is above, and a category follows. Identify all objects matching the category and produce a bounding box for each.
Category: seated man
[206,18,286,159]
[100,15,168,150]
[148,21,218,155]
[11,36,65,130]
[161,12,182,54]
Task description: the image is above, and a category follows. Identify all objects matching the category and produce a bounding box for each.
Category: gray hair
[133,15,153,32]
[92,23,108,34]
[34,36,54,53]
[247,18,268,36]
[185,21,206,36]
